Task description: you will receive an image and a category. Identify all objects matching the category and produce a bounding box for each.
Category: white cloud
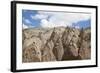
[23,24,35,29]
[24,19,31,24]
[75,26,80,29]
[23,18,35,29]
[31,14,48,20]
[40,19,67,28]
[32,11,90,28]
[23,24,29,29]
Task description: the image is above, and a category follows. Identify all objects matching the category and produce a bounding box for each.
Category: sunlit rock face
[61,28,80,60]
[22,27,91,63]
[22,37,42,62]
[23,44,41,62]
[53,37,64,61]
[78,28,91,59]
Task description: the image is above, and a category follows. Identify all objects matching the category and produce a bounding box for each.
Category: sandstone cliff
[22,27,91,63]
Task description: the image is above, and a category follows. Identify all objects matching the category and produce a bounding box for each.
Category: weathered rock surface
[22,27,91,63]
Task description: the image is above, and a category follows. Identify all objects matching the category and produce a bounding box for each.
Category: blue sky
[22,10,91,29]
[22,10,40,27]
[72,19,91,29]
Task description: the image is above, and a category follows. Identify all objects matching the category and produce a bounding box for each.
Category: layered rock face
[22,27,91,63]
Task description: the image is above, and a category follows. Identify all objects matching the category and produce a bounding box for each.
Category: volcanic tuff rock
[22,27,91,62]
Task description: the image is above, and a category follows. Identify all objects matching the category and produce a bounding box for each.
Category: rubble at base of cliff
[22,27,91,63]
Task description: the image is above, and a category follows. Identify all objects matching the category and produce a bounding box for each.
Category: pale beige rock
[41,43,56,62]
[53,37,64,61]
[78,28,91,59]
[23,43,41,62]
[22,27,91,62]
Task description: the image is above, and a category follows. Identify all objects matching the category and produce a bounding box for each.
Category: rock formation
[22,27,91,63]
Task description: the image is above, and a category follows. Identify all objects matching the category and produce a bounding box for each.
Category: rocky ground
[22,27,91,63]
